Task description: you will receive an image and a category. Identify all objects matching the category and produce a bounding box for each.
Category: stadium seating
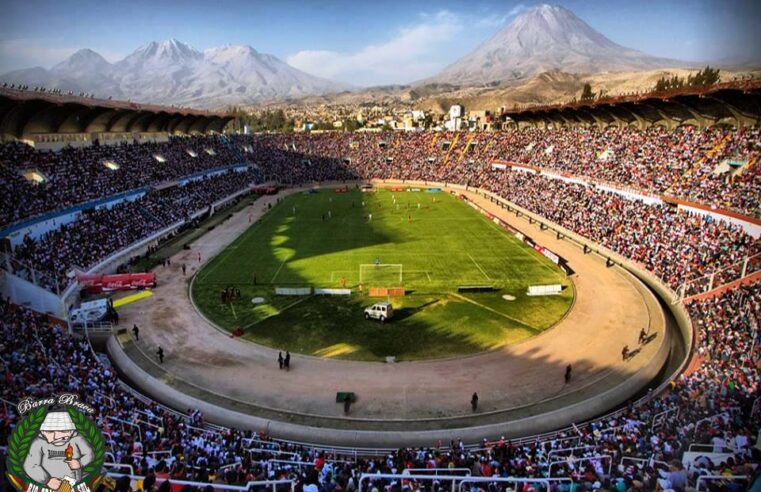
[2,127,760,491]
[9,169,260,291]
[2,280,757,490]
[0,135,248,227]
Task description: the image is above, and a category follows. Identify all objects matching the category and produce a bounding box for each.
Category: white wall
[0,270,64,317]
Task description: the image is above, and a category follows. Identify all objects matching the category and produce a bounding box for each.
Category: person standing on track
[565,364,572,384]
[278,352,284,370]
[639,328,648,345]
[157,346,164,364]
[284,351,291,371]
[471,392,479,412]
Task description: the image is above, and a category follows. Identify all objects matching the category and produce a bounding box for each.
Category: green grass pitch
[191,188,574,361]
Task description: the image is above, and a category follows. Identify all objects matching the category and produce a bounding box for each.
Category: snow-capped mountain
[0,39,348,108]
[421,4,688,86]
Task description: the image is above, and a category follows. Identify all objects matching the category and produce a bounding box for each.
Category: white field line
[270,259,287,283]
[405,270,433,282]
[451,293,537,331]
[468,253,493,281]
[241,296,312,330]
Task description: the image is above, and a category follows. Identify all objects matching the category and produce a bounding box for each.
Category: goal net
[359,264,403,285]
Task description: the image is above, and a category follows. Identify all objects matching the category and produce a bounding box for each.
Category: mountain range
[0,4,718,109]
[0,39,348,108]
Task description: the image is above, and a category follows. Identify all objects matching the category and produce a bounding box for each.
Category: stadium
[1,3,760,492]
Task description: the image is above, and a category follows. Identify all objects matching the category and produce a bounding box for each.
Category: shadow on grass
[191,156,572,361]
[392,298,441,321]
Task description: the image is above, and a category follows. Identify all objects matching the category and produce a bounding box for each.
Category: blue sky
[0,0,759,86]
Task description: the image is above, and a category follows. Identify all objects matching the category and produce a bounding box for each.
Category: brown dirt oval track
[113,183,668,436]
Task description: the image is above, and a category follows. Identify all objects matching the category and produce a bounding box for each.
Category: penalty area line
[270,259,287,283]
[468,253,492,281]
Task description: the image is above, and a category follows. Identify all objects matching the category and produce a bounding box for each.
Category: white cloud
[476,12,510,28]
[286,11,463,86]
[508,3,528,16]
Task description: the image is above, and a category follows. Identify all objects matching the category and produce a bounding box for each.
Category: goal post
[359,264,403,285]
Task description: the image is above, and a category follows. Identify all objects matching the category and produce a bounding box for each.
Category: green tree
[580,83,596,101]
[687,66,720,87]
[653,74,686,92]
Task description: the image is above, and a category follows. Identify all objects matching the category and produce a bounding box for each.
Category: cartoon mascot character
[22,411,94,491]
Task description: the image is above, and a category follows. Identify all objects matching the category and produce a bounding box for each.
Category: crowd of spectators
[9,169,259,291]
[0,129,759,490]
[239,132,759,294]
[239,126,759,218]
[1,126,758,230]
[0,135,248,227]
[2,275,759,492]
[4,128,758,296]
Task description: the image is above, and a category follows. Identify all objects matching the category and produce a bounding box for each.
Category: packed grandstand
[1,86,760,492]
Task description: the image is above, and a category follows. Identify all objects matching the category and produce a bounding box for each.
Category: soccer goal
[359,264,403,285]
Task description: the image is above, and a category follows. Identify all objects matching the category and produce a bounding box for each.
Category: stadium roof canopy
[503,78,761,129]
[0,87,235,139]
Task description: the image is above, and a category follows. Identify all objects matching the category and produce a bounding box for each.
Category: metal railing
[358,473,557,492]
[402,468,471,476]
[456,476,571,492]
[547,455,612,478]
[651,406,679,432]
[621,456,669,469]
[681,253,761,299]
[546,445,597,462]
[107,416,143,442]
[247,447,300,458]
[687,443,734,454]
[106,472,294,492]
[695,474,748,491]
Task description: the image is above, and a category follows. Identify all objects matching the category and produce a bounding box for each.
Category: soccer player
[375,256,380,268]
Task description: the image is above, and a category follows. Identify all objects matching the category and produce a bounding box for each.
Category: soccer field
[192,188,574,361]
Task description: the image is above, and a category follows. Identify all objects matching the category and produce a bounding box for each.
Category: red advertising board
[532,244,561,265]
[251,186,278,195]
[77,272,156,294]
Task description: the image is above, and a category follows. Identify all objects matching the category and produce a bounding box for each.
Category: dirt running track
[112,182,670,444]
